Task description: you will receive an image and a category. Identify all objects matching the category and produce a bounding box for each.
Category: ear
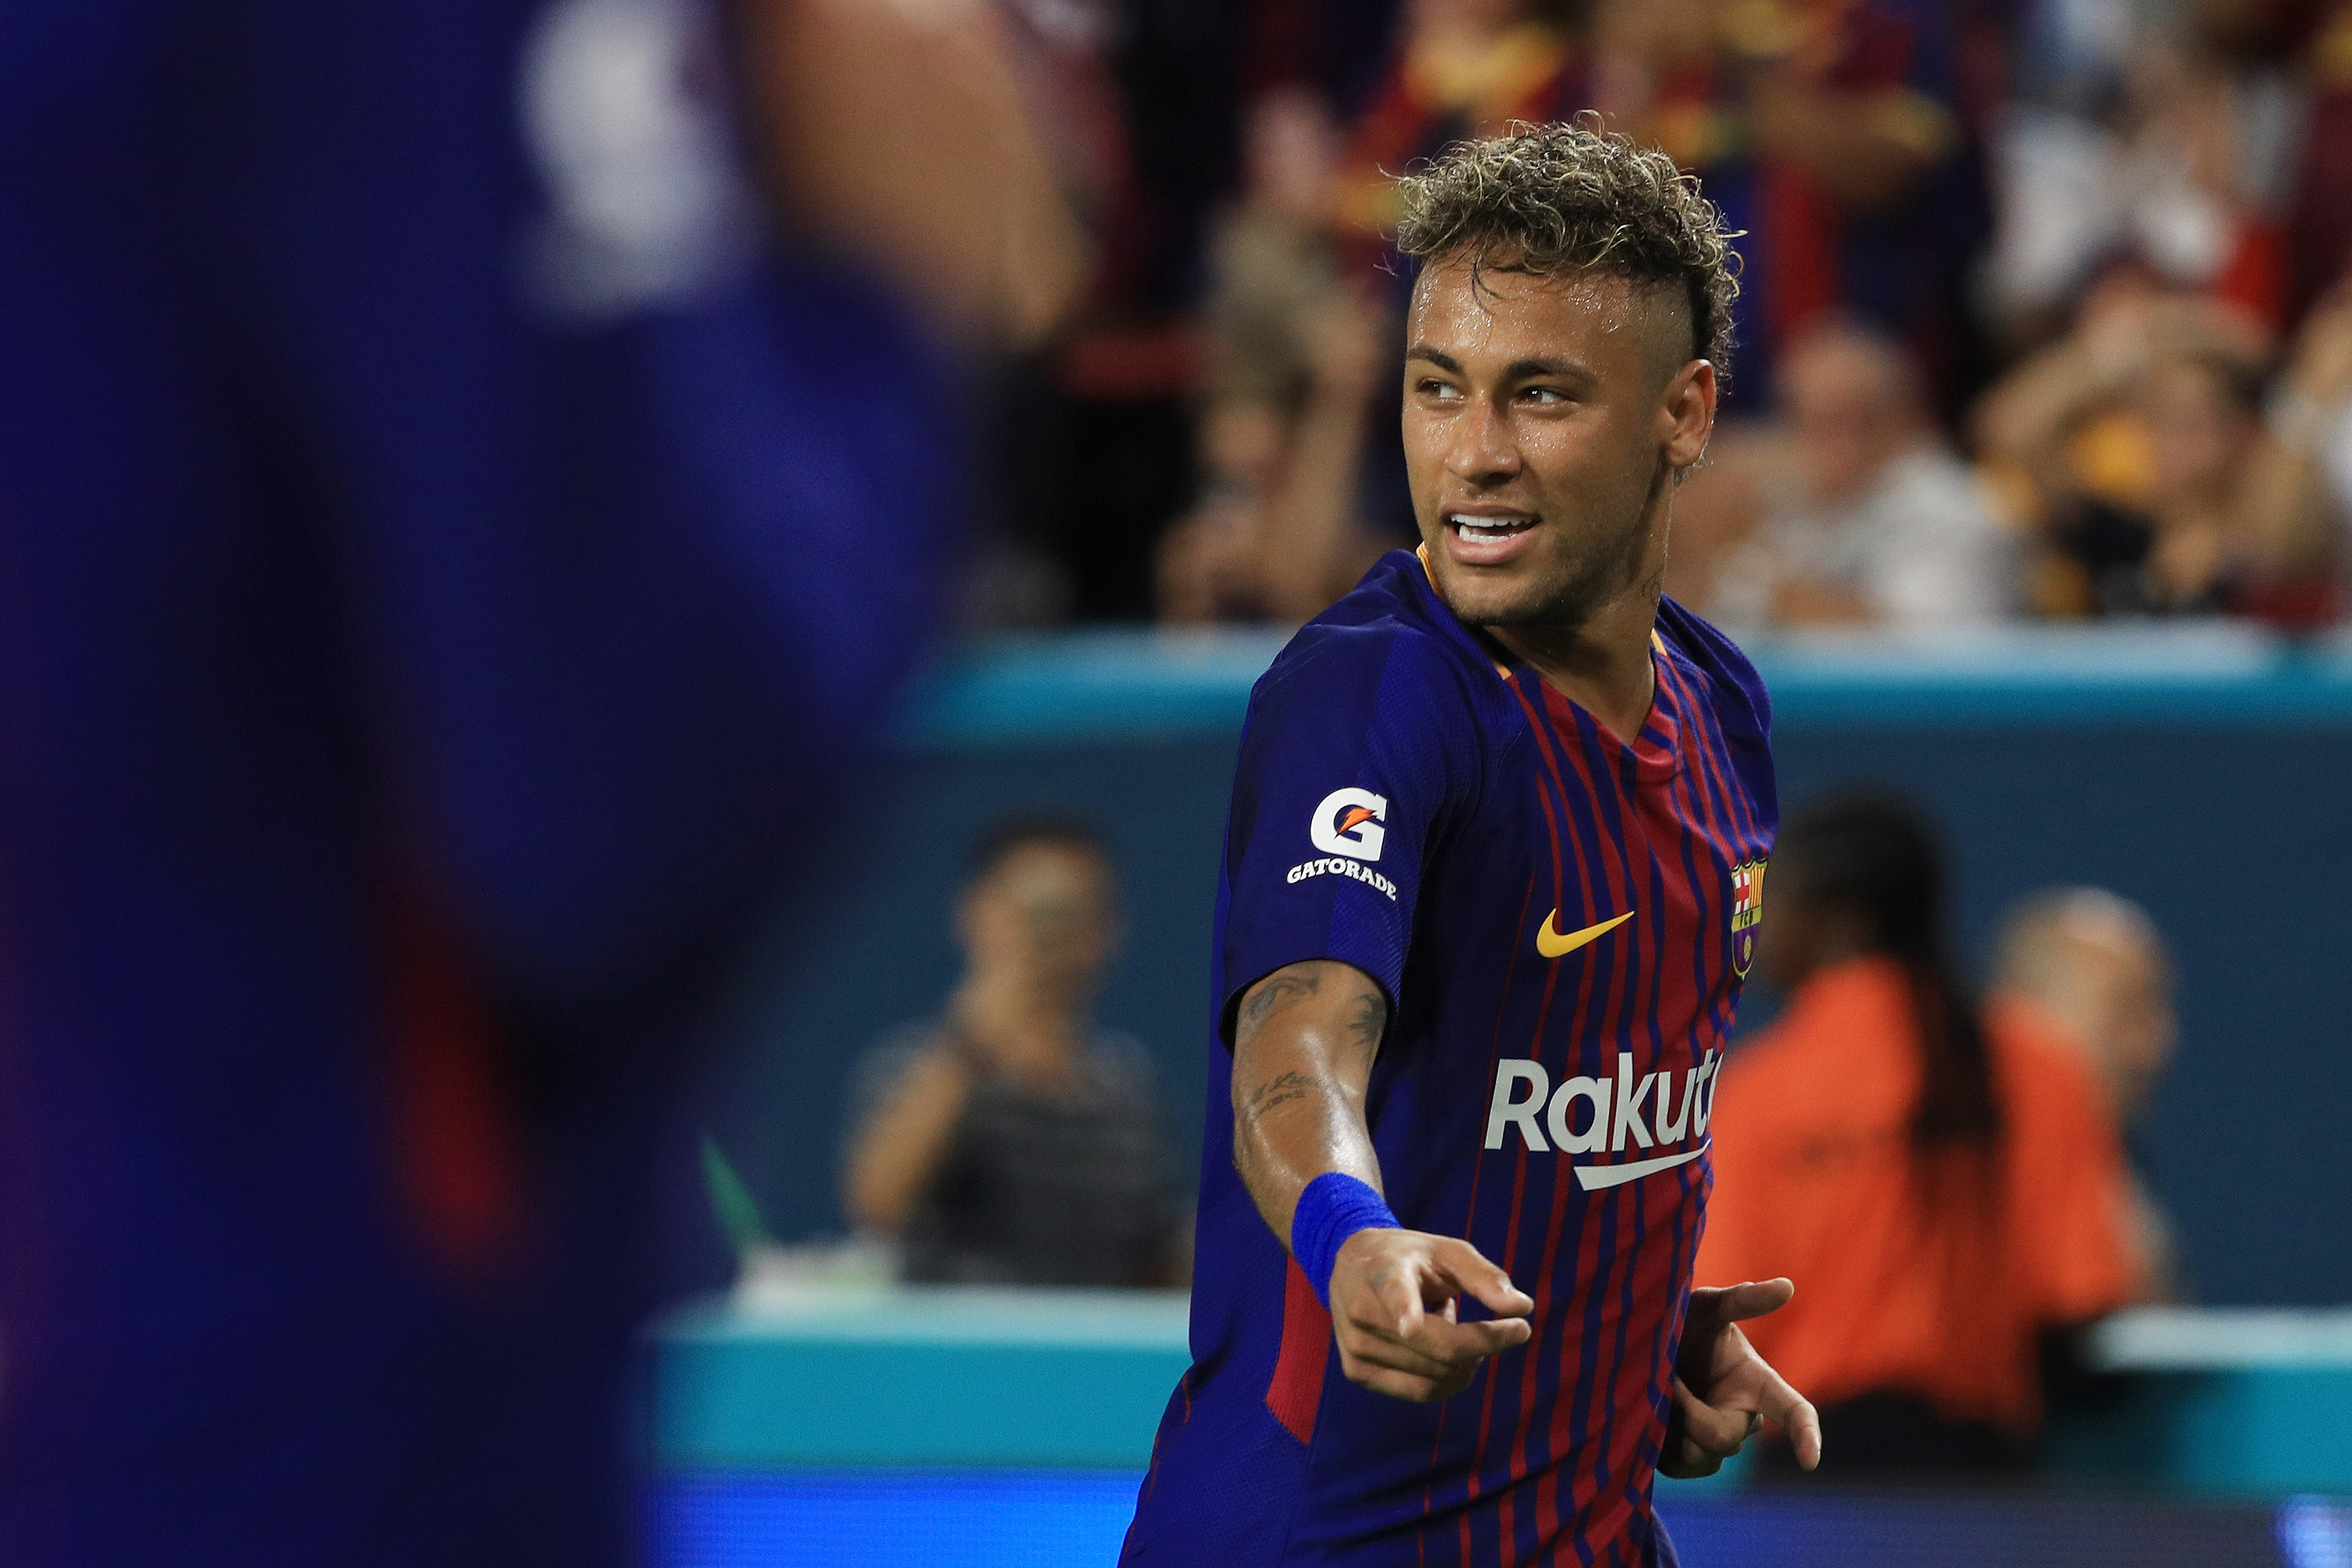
[1661,360,1717,474]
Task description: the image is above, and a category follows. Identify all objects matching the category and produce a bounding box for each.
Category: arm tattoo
[1237,1069,1317,1129]
[1236,969,1322,1041]
[1346,987,1387,1064]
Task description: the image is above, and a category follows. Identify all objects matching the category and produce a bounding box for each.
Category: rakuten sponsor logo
[1481,1049,1718,1190]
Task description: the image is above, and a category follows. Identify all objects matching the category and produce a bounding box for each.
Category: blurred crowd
[975,0,2352,630]
[835,797,2182,1479]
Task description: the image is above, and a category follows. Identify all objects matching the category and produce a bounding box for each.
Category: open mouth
[1444,510,1540,565]
[1448,513,1536,543]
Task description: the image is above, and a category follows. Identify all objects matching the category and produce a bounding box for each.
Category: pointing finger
[1434,1238,1533,1319]
[1410,1313,1531,1367]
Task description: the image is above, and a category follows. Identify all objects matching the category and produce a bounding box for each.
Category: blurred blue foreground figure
[0,0,1079,1562]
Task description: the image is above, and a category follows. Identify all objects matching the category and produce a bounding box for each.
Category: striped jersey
[1123,550,1776,1567]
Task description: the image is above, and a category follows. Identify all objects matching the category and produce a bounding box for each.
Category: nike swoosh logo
[1574,1142,1708,1191]
[1536,907,1634,958]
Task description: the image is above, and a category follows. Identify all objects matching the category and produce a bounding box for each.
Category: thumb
[1709,1277,1795,1324]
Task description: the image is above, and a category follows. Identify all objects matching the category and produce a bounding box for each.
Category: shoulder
[1249,552,1509,744]
[846,1020,949,1116]
[1655,597,1774,831]
[1718,964,1917,1125]
[1655,594,1772,742]
[1985,999,2110,1127]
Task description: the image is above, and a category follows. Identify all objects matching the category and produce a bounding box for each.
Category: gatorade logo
[1308,788,1387,861]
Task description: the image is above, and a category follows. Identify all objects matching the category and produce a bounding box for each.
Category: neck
[1484,488,1670,744]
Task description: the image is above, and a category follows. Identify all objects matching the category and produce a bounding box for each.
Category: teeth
[1449,514,1533,534]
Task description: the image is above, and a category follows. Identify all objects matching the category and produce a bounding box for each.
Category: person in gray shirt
[844,816,1189,1287]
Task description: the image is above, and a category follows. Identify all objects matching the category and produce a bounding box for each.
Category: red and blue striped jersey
[1123,551,1775,1567]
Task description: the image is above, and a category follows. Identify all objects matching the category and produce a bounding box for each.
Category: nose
[1446,395,1522,488]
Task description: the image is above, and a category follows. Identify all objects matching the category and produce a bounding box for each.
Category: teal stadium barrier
[645,1288,2352,1564]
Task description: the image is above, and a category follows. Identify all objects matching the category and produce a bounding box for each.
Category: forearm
[1258,397,1370,626]
[1229,960,1388,1247]
[843,1049,971,1230]
[1232,966,1535,1398]
[1976,339,2125,471]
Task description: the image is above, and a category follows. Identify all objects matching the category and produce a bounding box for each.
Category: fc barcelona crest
[1729,857,1767,977]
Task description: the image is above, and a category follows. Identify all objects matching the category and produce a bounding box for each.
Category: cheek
[1527,417,1653,514]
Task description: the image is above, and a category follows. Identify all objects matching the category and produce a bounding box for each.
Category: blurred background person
[844,818,1188,1288]
[1701,795,2144,1481]
[2242,272,2352,605]
[1588,0,1985,414]
[1991,887,2184,1299]
[1973,272,2295,616]
[1334,0,1593,265]
[1691,318,2016,629]
[1983,0,2315,350]
[0,0,1080,1564]
[1156,91,1393,626]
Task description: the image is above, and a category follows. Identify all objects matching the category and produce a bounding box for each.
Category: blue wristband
[1291,1172,1400,1310]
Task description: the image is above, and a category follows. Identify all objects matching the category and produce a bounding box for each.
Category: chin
[1435,564,1571,630]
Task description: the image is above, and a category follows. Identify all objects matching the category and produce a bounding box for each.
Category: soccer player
[1122,125,1821,1566]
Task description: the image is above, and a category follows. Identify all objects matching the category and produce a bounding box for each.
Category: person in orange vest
[1699,794,2144,1478]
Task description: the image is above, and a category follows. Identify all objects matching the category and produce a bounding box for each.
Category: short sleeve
[1217,626,1480,1045]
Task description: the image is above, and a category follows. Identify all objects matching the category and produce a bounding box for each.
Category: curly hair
[1393,120,1741,384]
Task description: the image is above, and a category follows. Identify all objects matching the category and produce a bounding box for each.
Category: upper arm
[1232,959,1389,1091]
[1218,629,1478,1051]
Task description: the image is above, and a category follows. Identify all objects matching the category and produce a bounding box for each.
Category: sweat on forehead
[1409,256,1698,382]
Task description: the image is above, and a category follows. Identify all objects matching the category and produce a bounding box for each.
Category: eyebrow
[1406,345,1598,384]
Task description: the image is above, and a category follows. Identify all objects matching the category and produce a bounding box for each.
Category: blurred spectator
[1697,319,2016,629]
[967,0,1247,625]
[2242,274,2352,598]
[1590,0,1984,410]
[1985,0,2314,345]
[1973,274,2300,615]
[2289,1,2352,321]
[1336,0,1593,262]
[0,0,1077,1561]
[1701,796,2143,1479]
[1158,91,1392,624]
[1991,887,2184,1298]
[844,818,1188,1287]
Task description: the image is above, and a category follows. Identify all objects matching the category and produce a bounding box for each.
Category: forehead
[982,841,1110,891]
[1408,256,1685,368]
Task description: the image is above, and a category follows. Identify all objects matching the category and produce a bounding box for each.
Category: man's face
[1785,334,1913,508]
[1402,257,1712,631]
[961,844,1118,992]
[2071,930,2177,1125]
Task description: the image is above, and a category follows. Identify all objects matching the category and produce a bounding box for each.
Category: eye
[1418,378,1464,403]
[1521,386,1569,407]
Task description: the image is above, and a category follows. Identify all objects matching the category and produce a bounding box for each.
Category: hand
[744,0,1088,344]
[1659,1277,1821,1479]
[1328,1228,1534,1403]
[2284,281,2352,410]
